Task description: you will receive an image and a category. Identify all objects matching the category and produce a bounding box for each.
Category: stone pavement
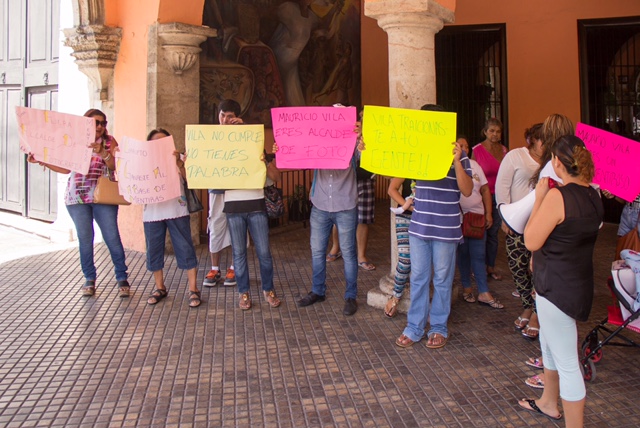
[0,203,639,427]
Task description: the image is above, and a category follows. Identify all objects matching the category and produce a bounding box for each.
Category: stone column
[364,0,455,313]
[148,22,217,245]
[63,24,122,108]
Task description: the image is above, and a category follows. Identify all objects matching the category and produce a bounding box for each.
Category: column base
[366,273,461,315]
[366,274,412,315]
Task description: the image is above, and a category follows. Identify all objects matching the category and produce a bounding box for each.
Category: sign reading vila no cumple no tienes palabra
[184,124,266,189]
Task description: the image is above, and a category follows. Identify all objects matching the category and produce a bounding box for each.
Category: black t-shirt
[533,183,604,321]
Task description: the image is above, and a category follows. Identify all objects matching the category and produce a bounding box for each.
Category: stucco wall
[361,0,640,148]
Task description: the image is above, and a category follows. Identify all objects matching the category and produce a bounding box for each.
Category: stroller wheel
[581,341,603,363]
[580,358,597,382]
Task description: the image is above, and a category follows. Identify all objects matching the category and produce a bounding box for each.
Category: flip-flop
[326,252,342,262]
[522,326,539,340]
[358,261,376,271]
[395,334,416,348]
[478,298,504,309]
[517,399,562,420]
[525,374,545,389]
[514,316,529,330]
[488,272,503,280]
[525,357,544,369]
[426,333,447,349]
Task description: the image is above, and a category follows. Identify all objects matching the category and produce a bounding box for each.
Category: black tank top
[532,183,604,321]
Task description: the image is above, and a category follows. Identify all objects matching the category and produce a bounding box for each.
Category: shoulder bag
[94,171,130,206]
[182,178,203,213]
[462,211,485,239]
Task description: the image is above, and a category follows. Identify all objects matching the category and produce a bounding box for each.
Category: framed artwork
[200,0,362,126]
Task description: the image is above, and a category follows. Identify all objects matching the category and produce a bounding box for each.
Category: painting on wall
[200,0,361,126]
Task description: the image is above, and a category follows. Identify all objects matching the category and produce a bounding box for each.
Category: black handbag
[264,184,284,219]
[182,179,203,213]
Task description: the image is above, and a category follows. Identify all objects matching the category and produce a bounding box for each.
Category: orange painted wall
[105,0,205,251]
[361,0,640,148]
[158,0,205,25]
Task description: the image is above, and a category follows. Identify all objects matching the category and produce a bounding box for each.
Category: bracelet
[103,153,112,162]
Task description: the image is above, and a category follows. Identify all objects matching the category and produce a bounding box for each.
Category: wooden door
[0,0,59,220]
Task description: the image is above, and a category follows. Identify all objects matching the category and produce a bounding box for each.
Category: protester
[518,135,603,425]
[143,129,201,308]
[383,177,414,317]
[225,148,282,310]
[28,109,129,297]
[326,149,376,271]
[278,106,361,316]
[495,124,544,335]
[203,99,239,288]
[395,104,473,349]
[472,118,507,281]
[457,137,503,309]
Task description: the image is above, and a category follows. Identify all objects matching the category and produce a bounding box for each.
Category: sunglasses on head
[95,119,108,127]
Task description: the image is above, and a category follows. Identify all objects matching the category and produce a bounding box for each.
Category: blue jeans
[457,235,489,294]
[144,216,197,272]
[403,236,457,341]
[66,203,128,282]
[485,195,501,269]
[618,203,640,236]
[226,211,274,294]
[310,206,358,299]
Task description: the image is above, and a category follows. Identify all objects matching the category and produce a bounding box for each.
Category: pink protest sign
[576,122,640,202]
[271,106,358,169]
[15,107,95,174]
[115,135,182,205]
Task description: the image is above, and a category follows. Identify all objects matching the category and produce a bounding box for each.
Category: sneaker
[224,268,237,286]
[203,269,221,287]
[82,280,96,296]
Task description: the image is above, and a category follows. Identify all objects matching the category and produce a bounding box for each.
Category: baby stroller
[579,259,640,381]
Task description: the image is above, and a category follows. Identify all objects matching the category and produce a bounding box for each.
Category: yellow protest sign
[185,124,266,189]
[360,106,457,180]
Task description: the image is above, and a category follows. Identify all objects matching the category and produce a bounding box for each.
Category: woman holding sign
[27,109,129,297]
[143,129,201,308]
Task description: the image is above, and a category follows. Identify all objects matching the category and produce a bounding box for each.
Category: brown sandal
[395,334,416,348]
[263,290,281,308]
[189,290,201,308]
[239,292,252,310]
[462,292,476,303]
[147,288,167,305]
[384,296,400,318]
[426,333,448,349]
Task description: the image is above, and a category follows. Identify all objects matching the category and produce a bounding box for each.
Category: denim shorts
[144,215,197,272]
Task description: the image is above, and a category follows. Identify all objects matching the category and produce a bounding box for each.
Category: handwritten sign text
[360,106,457,180]
[576,122,640,202]
[185,124,265,189]
[15,107,94,174]
[271,106,357,169]
[115,135,182,204]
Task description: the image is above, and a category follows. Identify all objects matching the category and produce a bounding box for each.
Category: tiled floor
[0,203,639,427]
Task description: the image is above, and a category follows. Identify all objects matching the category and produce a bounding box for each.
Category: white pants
[208,193,231,253]
[537,294,586,401]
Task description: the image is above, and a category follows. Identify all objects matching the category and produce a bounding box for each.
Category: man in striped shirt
[395,105,473,350]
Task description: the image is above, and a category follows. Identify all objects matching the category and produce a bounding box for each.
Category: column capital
[365,0,455,31]
[63,25,122,101]
[157,23,217,75]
